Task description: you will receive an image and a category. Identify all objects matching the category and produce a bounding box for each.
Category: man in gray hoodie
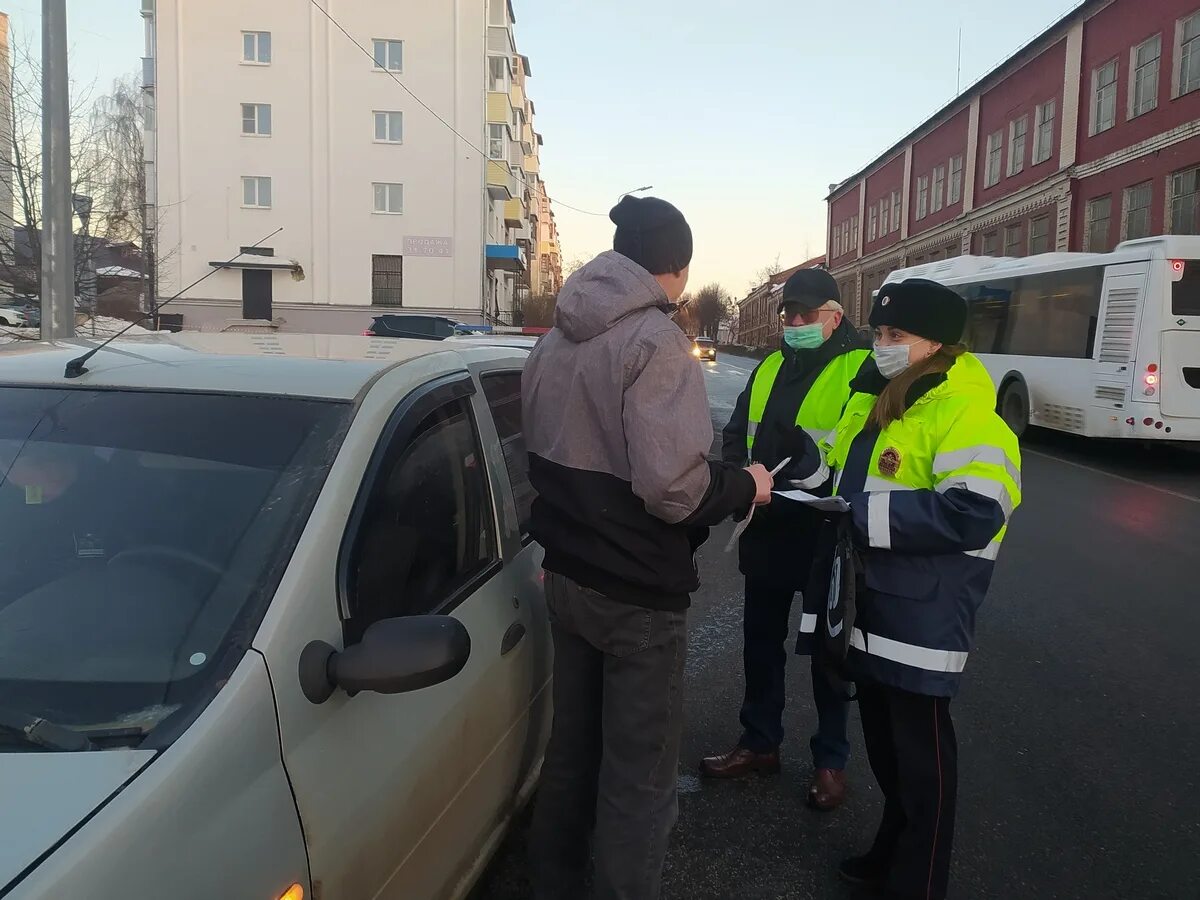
[523,196,773,899]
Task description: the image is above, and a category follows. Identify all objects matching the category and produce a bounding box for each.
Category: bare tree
[517,292,558,328]
[693,283,733,339]
[750,254,782,291]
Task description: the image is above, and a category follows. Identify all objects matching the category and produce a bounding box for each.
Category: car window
[480,372,535,536]
[345,396,497,633]
[433,319,456,338]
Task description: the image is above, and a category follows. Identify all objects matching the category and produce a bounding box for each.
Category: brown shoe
[699,746,781,779]
[807,767,847,811]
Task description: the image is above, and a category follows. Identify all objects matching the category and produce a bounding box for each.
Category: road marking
[1023,447,1200,505]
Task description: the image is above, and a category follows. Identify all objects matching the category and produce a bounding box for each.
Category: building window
[1086,196,1112,252]
[1029,215,1051,255]
[879,197,889,236]
[1178,11,1200,97]
[851,216,859,250]
[1004,223,1024,257]
[371,254,404,306]
[982,230,999,257]
[891,190,901,232]
[1124,181,1153,239]
[241,103,271,136]
[984,130,1003,188]
[241,176,272,209]
[372,39,403,72]
[1130,35,1162,118]
[242,31,271,65]
[1091,59,1118,134]
[833,223,841,258]
[916,174,930,219]
[948,155,963,205]
[1033,101,1056,165]
[488,56,510,93]
[1171,165,1200,234]
[373,182,404,215]
[869,206,878,242]
[932,165,946,212]
[1008,116,1028,176]
[374,110,403,143]
[487,123,507,160]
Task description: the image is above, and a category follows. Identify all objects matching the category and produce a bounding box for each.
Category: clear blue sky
[16,0,1082,295]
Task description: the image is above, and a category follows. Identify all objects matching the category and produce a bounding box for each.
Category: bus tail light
[1144,364,1159,395]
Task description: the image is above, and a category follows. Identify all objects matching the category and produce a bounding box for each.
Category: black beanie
[610,195,693,276]
[870,278,968,345]
[779,268,841,312]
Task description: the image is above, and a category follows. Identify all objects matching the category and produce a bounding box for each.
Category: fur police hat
[870,278,968,345]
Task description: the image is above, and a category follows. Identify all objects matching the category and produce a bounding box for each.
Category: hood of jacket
[554,251,671,343]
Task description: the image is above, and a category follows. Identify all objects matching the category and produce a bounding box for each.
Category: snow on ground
[0,317,166,346]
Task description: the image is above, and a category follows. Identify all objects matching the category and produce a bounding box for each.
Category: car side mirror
[299,615,471,704]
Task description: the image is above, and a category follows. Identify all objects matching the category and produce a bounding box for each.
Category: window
[869,206,878,241]
[371,254,403,305]
[374,111,403,143]
[879,197,889,237]
[1171,262,1200,315]
[948,155,963,205]
[832,224,840,258]
[1086,195,1113,251]
[1091,60,1118,134]
[1029,215,1051,255]
[241,103,271,136]
[1130,35,1161,117]
[345,395,496,631]
[488,56,509,93]
[487,123,507,160]
[242,31,271,64]
[241,176,272,208]
[1033,101,1056,165]
[481,373,535,535]
[488,0,507,27]
[916,175,929,219]
[373,182,403,215]
[1008,116,1028,176]
[851,216,859,250]
[981,230,999,257]
[985,130,1003,188]
[1124,181,1152,239]
[372,39,403,72]
[891,190,901,232]
[1171,165,1200,234]
[932,165,946,212]
[1179,11,1200,96]
[1004,223,1024,257]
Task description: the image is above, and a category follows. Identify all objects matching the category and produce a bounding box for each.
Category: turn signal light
[278,885,304,900]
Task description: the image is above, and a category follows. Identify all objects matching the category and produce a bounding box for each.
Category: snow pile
[1,316,167,346]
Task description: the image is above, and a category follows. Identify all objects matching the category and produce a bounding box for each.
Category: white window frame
[1085,195,1112,251]
[1174,11,1200,98]
[1091,59,1118,135]
[488,55,511,93]
[1028,215,1051,255]
[374,110,403,144]
[984,130,1003,188]
[1169,165,1200,234]
[1008,116,1028,176]
[1129,34,1162,119]
[833,223,841,258]
[373,182,404,215]
[372,39,403,72]
[1123,181,1153,240]
[890,190,901,233]
[241,31,271,65]
[916,174,929,220]
[879,197,889,236]
[241,102,271,136]
[1032,101,1056,165]
[868,206,878,242]
[1004,223,1024,257]
[931,165,946,213]
[241,176,272,209]
[947,156,963,205]
[487,123,508,161]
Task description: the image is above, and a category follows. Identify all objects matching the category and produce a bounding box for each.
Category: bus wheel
[999,381,1029,438]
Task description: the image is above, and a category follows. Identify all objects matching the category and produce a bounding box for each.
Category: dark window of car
[481,372,535,535]
[433,318,456,338]
[345,396,496,636]
[694,337,714,346]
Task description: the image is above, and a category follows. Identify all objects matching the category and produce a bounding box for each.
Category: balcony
[504,197,526,227]
[487,160,516,200]
[142,57,155,90]
[486,92,511,125]
[486,243,527,273]
[510,82,526,113]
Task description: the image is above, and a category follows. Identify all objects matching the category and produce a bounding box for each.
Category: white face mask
[873,340,927,379]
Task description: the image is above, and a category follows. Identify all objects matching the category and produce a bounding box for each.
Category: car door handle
[500,623,527,656]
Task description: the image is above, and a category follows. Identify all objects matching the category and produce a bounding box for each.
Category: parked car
[0,333,550,900]
[691,335,717,361]
[363,313,467,340]
[0,306,28,328]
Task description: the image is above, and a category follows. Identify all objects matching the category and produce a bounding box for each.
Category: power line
[303,0,608,218]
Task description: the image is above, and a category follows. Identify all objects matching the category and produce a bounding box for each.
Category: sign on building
[402,236,454,258]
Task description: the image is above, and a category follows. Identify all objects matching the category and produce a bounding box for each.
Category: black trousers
[857,681,958,900]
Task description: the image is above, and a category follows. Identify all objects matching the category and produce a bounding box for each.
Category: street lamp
[618,185,653,199]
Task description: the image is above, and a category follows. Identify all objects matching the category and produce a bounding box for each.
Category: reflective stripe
[965,540,1002,561]
[747,421,759,439]
[798,613,818,634]
[867,491,892,549]
[804,426,826,443]
[789,461,830,490]
[864,475,908,493]
[933,445,1021,487]
[936,475,1015,517]
[850,627,969,673]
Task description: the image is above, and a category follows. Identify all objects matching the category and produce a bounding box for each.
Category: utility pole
[41,0,74,340]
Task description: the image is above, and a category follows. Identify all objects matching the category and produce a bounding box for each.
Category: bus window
[1172,263,1200,317]
[960,267,1104,358]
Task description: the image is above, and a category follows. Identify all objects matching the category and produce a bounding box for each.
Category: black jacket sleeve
[680,460,756,527]
[721,371,756,466]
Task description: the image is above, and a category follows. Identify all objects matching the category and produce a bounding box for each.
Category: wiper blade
[0,706,94,752]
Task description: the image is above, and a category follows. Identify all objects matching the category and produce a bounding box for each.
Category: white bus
[882,236,1200,441]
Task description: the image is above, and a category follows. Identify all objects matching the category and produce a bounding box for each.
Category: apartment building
[144,0,555,333]
[827,0,1200,323]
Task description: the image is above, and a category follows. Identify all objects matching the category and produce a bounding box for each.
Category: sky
[13,0,1082,297]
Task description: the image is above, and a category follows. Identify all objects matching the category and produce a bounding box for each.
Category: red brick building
[828,0,1200,322]
[735,255,826,351]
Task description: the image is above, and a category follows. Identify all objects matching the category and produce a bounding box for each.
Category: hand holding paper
[725,458,792,552]
[772,488,851,513]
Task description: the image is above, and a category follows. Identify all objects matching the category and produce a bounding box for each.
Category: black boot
[837,854,889,888]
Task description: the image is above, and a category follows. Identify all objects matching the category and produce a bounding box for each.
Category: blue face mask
[783,324,828,350]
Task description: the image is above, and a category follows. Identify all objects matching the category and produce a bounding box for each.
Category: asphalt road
[475,350,1200,900]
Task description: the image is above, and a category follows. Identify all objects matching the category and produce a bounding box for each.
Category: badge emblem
[878,447,902,477]
[881,295,891,306]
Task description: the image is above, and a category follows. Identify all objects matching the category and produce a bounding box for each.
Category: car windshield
[694,338,714,346]
[0,387,349,751]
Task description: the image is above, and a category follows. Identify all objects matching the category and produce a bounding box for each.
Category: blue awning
[486,244,526,272]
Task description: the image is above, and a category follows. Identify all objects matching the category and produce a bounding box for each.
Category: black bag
[803,513,861,701]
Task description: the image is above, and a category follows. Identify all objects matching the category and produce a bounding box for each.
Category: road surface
[475,350,1200,900]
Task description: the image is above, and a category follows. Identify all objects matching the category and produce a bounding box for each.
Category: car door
[255,366,529,900]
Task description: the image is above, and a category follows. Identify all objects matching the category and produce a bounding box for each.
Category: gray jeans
[530,571,688,900]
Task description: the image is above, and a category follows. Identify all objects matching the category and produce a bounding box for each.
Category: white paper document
[724,457,792,552]
[772,489,851,513]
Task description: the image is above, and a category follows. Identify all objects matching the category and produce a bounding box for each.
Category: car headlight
[692,347,701,357]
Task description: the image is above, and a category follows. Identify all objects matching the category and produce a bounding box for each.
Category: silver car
[0,333,551,899]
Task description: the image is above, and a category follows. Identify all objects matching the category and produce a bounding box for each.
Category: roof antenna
[956,25,963,95]
[63,227,284,379]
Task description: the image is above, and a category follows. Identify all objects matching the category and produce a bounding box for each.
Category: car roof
[0,332,527,400]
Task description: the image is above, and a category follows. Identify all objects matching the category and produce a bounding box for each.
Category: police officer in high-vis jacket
[788,278,1022,900]
[699,268,869,811]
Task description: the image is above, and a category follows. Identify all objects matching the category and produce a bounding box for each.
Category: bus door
[1092,263,1150,413]
[1161,260,1200,419]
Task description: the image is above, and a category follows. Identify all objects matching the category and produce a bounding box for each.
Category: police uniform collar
[850,357,948,408]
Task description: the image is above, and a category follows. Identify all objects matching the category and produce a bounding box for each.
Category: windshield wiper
[0,706,94,752]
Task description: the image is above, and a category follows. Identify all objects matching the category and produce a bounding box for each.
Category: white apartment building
[144,0,538,333]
